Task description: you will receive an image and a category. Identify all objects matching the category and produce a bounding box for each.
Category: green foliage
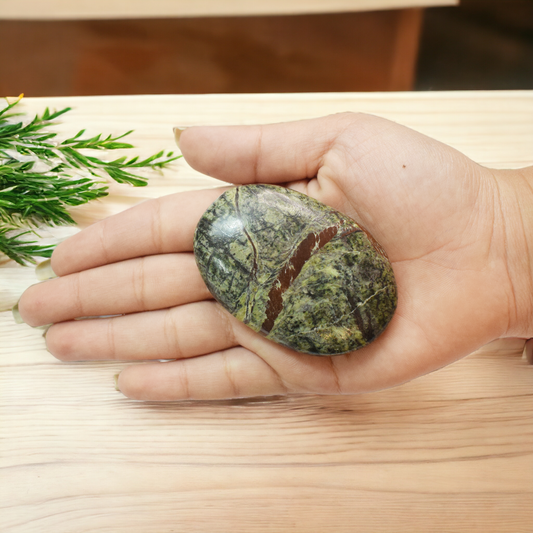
[0,227,55,265]
[0,96,179,265]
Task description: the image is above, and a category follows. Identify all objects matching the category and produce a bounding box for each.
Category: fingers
[45,301,236,362]
[19,253,209,327]
[116,347,288,401]
[178,115,349,185]
[51,188,225,276]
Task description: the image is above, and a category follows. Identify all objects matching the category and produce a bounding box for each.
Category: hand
[16,113,533,400]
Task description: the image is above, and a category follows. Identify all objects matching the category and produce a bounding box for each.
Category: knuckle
[222,352,240,398]
[177,363,191,399]
[150,200,165,252]
[328,357,343,394]
[132,257,147,308]
[68,274,85,317]
[97,218,111,264]
[163,309,184,359]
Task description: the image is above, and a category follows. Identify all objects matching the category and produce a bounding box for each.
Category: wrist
[492,166,533,338]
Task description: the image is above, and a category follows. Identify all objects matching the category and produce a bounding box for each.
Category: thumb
[175,115,345,185]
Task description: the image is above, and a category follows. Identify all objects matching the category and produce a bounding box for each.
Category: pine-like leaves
[0,96,179,265]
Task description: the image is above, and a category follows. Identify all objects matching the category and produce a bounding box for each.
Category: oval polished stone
[193,184,397,356]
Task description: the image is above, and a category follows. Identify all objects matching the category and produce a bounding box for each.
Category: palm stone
[193,184,397,356]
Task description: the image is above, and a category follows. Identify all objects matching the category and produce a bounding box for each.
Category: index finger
[51,188,225,276]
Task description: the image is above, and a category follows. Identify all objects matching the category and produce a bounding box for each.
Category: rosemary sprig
[0,227,55,265]
[0,96,180,265]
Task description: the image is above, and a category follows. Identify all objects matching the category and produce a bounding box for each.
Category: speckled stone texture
[194,185,397,355]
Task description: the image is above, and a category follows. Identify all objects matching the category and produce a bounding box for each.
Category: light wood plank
[12,91,533,170]
[1,92,532,533]
[0,0,458,20]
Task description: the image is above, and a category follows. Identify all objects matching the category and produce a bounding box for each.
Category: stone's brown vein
[261,225,339,334]
[340,226,362,239]
[234,187,258,323]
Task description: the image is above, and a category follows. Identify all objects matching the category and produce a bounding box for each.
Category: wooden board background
[1,91,532,532]
[0,9,424,97]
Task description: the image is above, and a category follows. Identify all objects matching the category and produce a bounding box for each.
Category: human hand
[16,113,533,400]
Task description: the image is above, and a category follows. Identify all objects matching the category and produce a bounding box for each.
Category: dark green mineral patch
[193,184,397,355]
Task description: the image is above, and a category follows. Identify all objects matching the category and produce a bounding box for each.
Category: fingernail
[36,259,57,281]
[12,300,24,324]
[114,373,121,392]
[173,127,186,148]
[524,339,533,365]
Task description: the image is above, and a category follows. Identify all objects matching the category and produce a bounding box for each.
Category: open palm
[18,113,512,400]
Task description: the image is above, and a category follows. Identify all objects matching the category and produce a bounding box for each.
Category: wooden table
[1,91,532,532]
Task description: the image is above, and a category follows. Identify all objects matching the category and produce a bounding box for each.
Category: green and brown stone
[193,184,397,355]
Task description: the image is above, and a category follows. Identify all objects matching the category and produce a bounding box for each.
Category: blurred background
[0,0,531,96]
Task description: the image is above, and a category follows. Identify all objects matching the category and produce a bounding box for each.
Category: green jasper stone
[193,184,397,356]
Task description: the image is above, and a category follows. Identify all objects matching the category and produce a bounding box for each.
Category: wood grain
[0,0,458,20]
[1,92,532,532]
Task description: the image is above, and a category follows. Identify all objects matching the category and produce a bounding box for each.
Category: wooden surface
[1,10,423,96]
[1,91,532,532]
[0,0,458,19]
